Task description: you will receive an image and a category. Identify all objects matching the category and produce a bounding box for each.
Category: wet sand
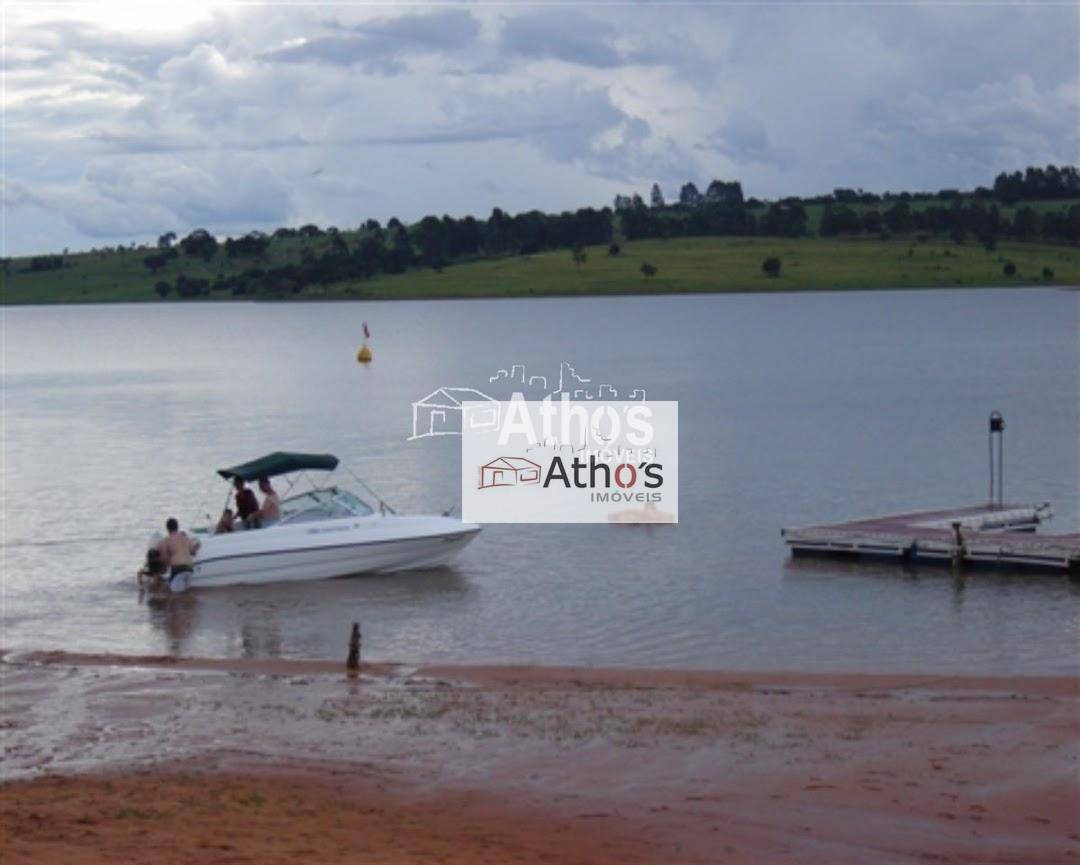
[2,651,1077,864]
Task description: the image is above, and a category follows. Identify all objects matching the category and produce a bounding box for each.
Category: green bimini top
[217,452,340,481]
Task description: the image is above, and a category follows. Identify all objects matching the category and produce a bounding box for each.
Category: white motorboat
[147,452,480,590]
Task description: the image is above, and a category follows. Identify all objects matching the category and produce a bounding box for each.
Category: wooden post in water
[346,622,361,674]
[950,521,965,572]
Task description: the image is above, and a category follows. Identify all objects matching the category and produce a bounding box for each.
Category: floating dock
[782,503,1080,574]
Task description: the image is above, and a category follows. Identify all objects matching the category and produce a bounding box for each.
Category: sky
[3,2,1078,256]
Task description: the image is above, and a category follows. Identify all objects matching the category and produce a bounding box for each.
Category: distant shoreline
[3,279,1077,308]
[15,649,1080,692]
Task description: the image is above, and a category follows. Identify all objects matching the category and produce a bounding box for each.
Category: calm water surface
[3,289,1078,674]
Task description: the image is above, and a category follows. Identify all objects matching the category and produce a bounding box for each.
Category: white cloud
[2,3,1076,255]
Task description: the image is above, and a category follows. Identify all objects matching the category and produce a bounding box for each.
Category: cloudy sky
[3,2,1077,255]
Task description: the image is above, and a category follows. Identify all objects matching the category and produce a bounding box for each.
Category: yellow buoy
[357,344,373,363]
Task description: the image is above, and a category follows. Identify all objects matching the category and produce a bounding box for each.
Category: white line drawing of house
[410,387,500,439]
[478,456,541,489]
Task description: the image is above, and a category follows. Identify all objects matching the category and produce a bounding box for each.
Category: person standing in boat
[233,477,260,528]
[257,478,281,526]
[156,518,200,582]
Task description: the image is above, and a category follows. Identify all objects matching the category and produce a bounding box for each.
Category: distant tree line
[818,199,1080,243]
[618,182,809,241]
[617,164,1079,245]
[137,162,1079,299]
[153,207,616,298]
[7,254,65,274]
[992,165,1080,204]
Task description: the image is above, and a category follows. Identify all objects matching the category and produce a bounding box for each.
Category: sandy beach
[2,652,1077,864]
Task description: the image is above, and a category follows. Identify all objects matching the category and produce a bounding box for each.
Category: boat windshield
[278,488,374,524]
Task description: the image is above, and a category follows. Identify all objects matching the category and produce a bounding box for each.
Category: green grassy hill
[2,232,352,304]
[4,235,1074,305]
[317,237,1080,299]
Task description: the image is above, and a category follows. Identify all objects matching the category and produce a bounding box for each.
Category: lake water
[3,289,1078,674]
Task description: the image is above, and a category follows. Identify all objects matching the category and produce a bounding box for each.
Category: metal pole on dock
[988,412,1005,508]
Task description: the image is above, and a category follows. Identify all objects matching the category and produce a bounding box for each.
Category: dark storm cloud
[262,8,480,71]
[498,11,623,68]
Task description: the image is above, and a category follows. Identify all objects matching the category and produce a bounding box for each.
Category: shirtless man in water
[156,517,201,580]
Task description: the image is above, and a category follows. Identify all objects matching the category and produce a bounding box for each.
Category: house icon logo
[479,457,542,489]
[410,387,500,439]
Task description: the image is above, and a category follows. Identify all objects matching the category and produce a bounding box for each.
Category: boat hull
[184,516,480,589]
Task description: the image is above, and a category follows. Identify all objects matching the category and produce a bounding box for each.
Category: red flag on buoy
[362,321,371,339]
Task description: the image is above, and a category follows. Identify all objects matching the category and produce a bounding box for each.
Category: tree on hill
[760,202,806,237]
[179,229,218,261]
[143,253,168,273]
[329,230,349,256]
[1011,207,1041,240]
[415,215,448,267]
[175,273,210,298]
[679,182,703,207]
[484,208,511,256]
[224,232,270,259]
[157,231,176,249]
[820,205,861,236]
[650,183,665,208]
[705,180,744,207]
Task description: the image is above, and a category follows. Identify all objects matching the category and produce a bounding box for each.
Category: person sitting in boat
[156,517,200,582]
[214,508,236,534]
[256,478,281,526]
[233,477,260,528]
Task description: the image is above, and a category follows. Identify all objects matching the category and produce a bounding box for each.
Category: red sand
[3,652,1078,863]
[0,772,651,865]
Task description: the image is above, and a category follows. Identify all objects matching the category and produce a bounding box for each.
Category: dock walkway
[783,503,1080,573]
